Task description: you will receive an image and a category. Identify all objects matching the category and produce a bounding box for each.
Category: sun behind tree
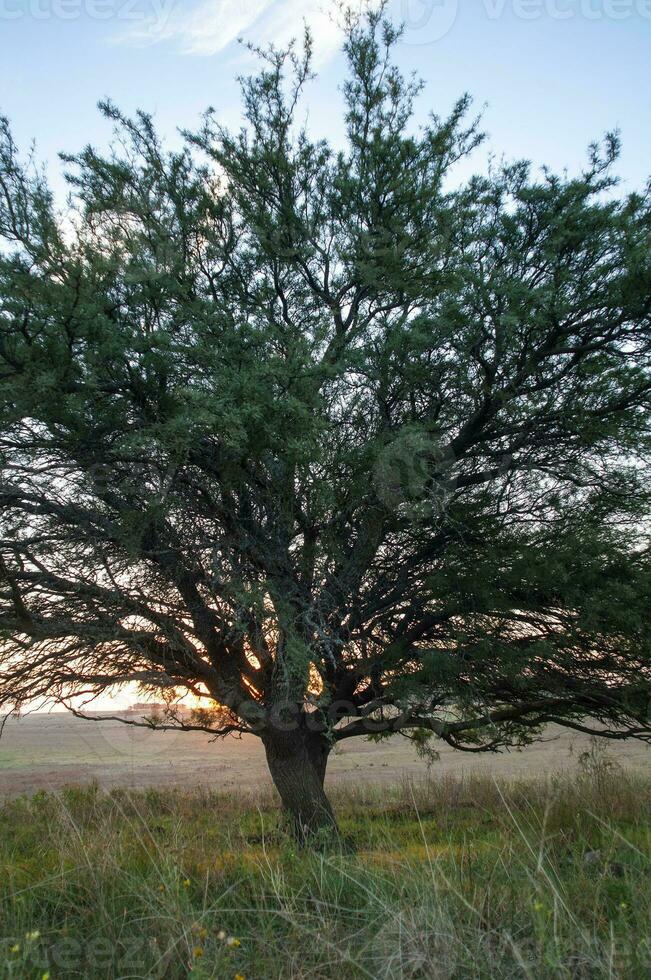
[1,6,650,839]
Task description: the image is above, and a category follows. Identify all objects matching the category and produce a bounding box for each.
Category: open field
[1,711,650,799]
[1,715,651,977]
[2,715,650,977]
[1,768,651,979]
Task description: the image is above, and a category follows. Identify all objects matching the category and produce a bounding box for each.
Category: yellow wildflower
[26,930,41,941]
[192,946,204,959]
[10,944,20,954]
[226,937,241,948]
[183,878,191,888]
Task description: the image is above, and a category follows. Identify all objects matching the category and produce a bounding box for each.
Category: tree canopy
[1,7,650,836]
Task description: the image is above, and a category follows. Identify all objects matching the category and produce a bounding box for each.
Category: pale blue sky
[0,0,649,202]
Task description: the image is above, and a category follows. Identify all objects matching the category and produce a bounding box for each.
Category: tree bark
[262,730,339,843]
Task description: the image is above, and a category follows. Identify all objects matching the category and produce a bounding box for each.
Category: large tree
[1,8,650,839]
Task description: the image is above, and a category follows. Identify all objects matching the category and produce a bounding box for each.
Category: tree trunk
[262,730,339,843]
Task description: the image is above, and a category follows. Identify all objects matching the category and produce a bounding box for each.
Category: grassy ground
[1,748,650,979]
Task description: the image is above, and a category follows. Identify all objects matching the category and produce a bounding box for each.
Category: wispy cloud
[120,0,344,67]
[253,0,344,66]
